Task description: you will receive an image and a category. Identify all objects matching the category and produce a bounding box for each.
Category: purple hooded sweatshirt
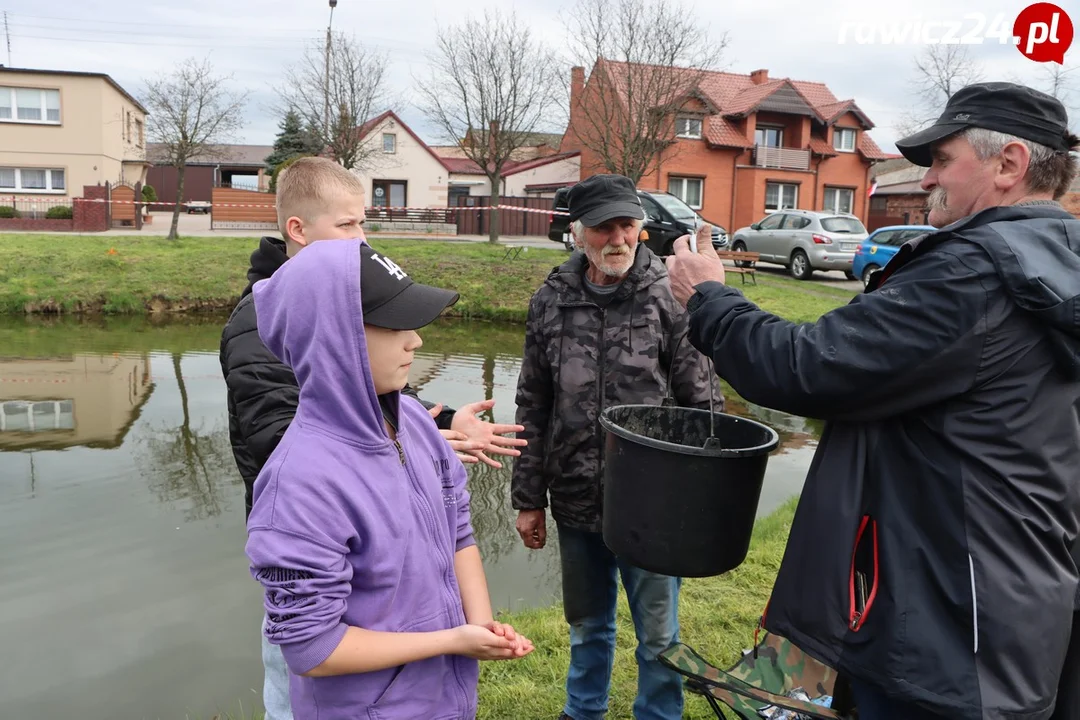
[245,238,479,720]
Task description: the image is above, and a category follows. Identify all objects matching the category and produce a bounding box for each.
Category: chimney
[571,66,585,110]
[750,69,769,85]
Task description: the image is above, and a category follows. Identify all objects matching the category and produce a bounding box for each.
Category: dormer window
[834,127,857,152]
[675,116,702,139]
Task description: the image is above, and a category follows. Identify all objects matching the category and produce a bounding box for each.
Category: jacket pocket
[849,514,880,632]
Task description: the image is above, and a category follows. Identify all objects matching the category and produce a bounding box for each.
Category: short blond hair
[275,156,366,234]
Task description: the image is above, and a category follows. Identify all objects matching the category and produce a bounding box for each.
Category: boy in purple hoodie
[246,238,533,720]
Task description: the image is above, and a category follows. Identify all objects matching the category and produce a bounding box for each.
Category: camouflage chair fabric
[659,631,851,719]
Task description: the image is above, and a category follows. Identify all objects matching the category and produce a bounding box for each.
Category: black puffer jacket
[219,237,455,516]
[686,203,1080,719]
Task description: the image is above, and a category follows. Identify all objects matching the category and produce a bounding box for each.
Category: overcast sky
[4,0,1077,153]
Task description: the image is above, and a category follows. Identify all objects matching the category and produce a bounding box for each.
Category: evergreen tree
[265,110,320,170]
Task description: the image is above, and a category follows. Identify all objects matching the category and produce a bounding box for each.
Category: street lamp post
[325,0,337,146]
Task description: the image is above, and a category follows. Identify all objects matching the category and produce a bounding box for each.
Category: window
[382,133,396,153]
[765,182,798,212]
[667,177,703,209]
[869,196,888,212]
[135,118,144,148]
[821,216,867,233]
[0,400,74,431]
[782,215,811,229]
[754,126,784,147]
[0,167,66,192]
[675,116,702,138]
[823,187,854,214]
[0,86,61,124]
[756,213,785,230]
[833,127,856,152]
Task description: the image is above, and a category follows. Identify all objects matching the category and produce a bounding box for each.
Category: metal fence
[365,207,455,224]
[0,195,75,219]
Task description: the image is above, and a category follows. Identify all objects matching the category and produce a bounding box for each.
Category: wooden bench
[715,250,759,285]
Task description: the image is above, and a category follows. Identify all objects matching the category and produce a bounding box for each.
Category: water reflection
[0,314,821,720]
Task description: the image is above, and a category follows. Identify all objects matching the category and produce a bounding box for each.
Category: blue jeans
[850,679,950,720]
[557,524,684,720]
[261,614,293,720]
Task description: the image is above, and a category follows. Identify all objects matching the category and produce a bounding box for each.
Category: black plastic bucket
[599,404,780,578]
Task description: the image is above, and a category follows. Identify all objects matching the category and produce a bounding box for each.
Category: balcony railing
[752,145,810,171]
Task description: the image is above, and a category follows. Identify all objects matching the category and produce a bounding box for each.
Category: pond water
[0,314,822,720]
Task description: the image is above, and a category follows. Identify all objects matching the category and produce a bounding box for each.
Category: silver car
[730,210,869,280]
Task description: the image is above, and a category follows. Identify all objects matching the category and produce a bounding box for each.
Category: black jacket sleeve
[685,248,986,422]
[221,304,301,470]
[405,385,456,430]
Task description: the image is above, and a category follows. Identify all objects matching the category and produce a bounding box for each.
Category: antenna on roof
[3,12,10,67]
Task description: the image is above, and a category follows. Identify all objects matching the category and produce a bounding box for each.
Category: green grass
[479,499,796,719]
[0,234,854,322]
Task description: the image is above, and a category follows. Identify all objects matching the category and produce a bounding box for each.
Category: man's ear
[995,141,1030,193]
[284,216,308,247]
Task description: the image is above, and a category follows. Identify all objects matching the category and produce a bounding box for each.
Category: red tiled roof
[440,157,487,174]
[858,134,890,160]
[593,61,879,146]
[705,116,751,148]
[808,137,838,156]
[502,151,580,176]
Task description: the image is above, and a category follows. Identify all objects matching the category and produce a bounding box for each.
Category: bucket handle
[663,328,719,438]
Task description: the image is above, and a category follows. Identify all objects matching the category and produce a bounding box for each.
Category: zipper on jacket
[596,307,607,491]
[393,439,405,465]
[848,515,879,632]
[969,554,979,654]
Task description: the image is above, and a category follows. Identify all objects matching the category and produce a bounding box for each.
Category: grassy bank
[1,234,851,322]
[478,499,796,720]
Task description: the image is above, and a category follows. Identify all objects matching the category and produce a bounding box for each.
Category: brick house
[559,61,892,233]
[868,159,1080,229]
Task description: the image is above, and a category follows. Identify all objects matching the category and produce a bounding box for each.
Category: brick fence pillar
[74,185,110,232]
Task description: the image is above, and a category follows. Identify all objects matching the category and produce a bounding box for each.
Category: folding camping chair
[658,631,856,720]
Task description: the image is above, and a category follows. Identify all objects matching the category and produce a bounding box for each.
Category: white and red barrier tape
[55,198,572,215]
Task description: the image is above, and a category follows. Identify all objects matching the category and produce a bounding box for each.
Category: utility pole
[324,0,337,144]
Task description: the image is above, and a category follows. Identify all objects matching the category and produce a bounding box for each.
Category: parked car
[548,186,729,255]
[730,209,869,281]
[852,224,936,287]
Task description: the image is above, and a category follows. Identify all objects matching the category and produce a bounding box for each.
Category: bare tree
[562,0,727,183]
[1041,63,1080,130]
[415,9,562,244]
[277,32,393,172]
[895,45,983,138]
[143,57,249,240]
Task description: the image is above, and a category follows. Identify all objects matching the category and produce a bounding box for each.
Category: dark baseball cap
[566,174,645,227]
[895,81,1073,167]
[360,244,459,330]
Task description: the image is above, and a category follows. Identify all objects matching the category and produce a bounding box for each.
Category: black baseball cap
[895,81,1073,167]
[360,244,459,330]
[566,173,645,226]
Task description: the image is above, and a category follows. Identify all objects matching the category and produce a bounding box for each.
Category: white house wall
[350,116,450,208]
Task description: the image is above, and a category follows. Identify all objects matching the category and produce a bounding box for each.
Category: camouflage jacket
[511,245,724,533]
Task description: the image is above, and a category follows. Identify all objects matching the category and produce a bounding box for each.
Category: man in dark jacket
[512,174,723,720]
[665,82,1080,720]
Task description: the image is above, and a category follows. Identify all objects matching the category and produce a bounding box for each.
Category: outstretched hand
[429,400,527,469]
[664,223,727,308]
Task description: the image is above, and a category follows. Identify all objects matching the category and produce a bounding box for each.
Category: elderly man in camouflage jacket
[511,173,723,720]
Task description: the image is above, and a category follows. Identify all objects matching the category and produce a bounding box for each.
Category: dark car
[548,186,729,255]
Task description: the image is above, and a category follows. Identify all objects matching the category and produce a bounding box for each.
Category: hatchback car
[730,210,869,280]
[548,186,728,255]
[852,225,936,287]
